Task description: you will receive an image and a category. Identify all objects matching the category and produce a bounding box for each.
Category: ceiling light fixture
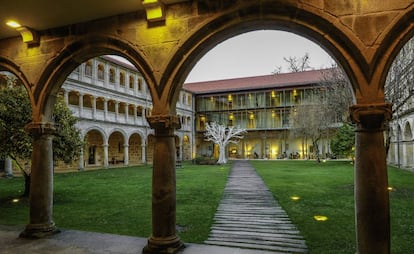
[142,0,165,22]
[5,20,39,45]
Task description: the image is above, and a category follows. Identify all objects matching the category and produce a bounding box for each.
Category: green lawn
[0,160,413,253]
[251,160,414,254]
[0,162,231,243]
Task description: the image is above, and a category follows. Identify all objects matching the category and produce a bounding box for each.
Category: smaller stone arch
[403,121,413,141]
[108,129,127,166]
[83,128,106,167]
[182,134,192,161]
[128,131,145,165]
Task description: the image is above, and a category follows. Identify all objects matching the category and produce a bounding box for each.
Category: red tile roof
[183,69,331,94]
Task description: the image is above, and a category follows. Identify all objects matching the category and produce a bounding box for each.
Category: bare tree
[290,95,331,162]
[289,66,353,161]
[320,66,354,123]
[274,52,313,73]
[204,122,246,164]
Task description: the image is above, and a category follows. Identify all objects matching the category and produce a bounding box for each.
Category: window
[138,78,143,91]
[120,72,125,87]
[129,76,135,89]
[97,64,104,80]
[109,68,115,83]
[85,61,92,76]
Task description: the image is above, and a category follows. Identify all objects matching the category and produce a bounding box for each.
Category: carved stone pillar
[20,122,59,238]
[103,143,109,168]
[141,144,146,164]
[124,144,129,166]
[143,115,184,254]
[350,103,392,254]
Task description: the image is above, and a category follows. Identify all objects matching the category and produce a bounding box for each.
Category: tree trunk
[217,145,227,164]
[22,172,30,197]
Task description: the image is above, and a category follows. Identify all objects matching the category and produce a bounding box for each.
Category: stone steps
[205,160,308,253]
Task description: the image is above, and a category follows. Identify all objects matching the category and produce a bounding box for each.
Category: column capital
[25,122,56,136]
[147,115,181,130]
[350,103,392,131]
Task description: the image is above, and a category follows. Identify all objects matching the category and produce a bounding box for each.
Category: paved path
[205,160,308,253]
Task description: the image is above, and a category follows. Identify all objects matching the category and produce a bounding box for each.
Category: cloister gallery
[1,1,414,253]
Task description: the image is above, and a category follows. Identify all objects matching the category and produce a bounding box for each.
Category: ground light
[290,196,300,201]
[12,198,19,203]
[314,215,328,221]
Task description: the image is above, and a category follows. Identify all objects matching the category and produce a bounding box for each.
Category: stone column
[115,101,119,122]
[143,115,184,254]
[104,98,108,121]
[78,147,84,171]
[141,144,146,164]
[20,122,59,238]
[4,156,13,177]
[350,103,392,254]
[125,103,129,123]
[79,93,84,118]
[124,144,129,166]
[92,96,97,120]
[103,143,109,168]
[134,105,138,124]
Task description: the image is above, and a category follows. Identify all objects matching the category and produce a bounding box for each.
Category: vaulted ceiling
[0,0,187,40]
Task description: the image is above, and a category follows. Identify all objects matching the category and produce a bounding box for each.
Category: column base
[19,222,60,239]
[142,235,185,254]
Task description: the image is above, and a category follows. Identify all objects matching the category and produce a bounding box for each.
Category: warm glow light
[228,94,232,101]
[387,186,394,191]
[6,20,21,28]
[314,215,328,221]
[291,196,300,201]
[12,198,19,203]
[17,26,38,44]
[142,0,165,22]
[271,91,276,98]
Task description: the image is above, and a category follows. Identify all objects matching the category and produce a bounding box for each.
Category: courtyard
[1,160,413,253]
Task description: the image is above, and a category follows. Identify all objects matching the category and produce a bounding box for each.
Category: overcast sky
[185,30,335,83]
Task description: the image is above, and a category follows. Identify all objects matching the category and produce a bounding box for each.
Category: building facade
[385,37,414,170]
[184,70,337,161]
[59,56,194,170]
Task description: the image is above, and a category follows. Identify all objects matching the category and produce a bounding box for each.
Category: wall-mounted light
[6,20,39,45]
[142,0,165,22]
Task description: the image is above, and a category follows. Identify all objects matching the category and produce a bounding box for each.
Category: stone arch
[403,121,413,141]
[108,129,127,165]
[83,128,106,167]
[30,35,157,123]
[0,57,34,104]
[128,131,145,165]
[161,3,368,110]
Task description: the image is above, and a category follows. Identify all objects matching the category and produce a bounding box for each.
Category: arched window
[129,75,135,89]
[85,61,92,76]
[138,78,143,91]
[109,68,115,83]
[120,71,126,87]
[97,64,104,80]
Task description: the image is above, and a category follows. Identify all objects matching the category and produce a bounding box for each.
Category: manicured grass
[0,162,230,243]
[251,160,414,254]
[1,160,412,253]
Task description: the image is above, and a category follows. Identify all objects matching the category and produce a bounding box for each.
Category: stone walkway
[205,160,308,253]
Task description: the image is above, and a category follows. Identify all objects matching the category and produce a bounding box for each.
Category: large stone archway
[1,1,414,253]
